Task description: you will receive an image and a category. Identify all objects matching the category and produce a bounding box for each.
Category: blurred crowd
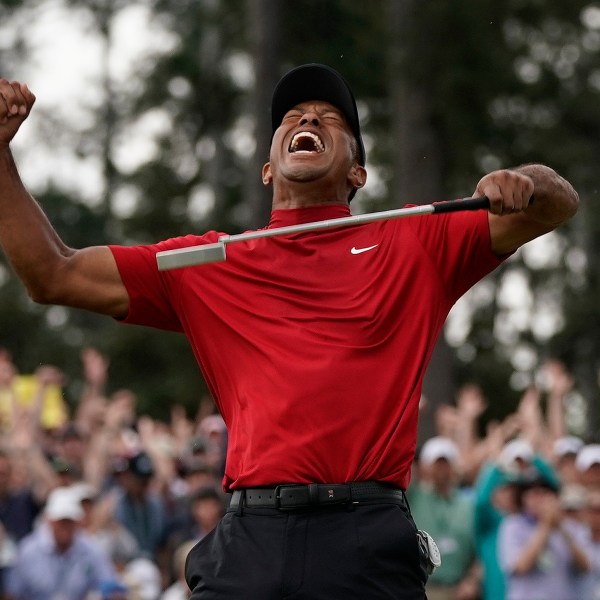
[0,347,598,600]
[409,360,600,600]
[0,346,227,600]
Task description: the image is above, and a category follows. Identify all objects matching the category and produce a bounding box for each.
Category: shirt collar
[268,204,351,229]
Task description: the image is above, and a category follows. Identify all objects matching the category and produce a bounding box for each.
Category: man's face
[522,485,557,518]
[265,100,363,199]
[429,457,454,487]
[50,518,78,552]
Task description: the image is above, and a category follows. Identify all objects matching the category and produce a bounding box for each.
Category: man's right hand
[0,80,35,144]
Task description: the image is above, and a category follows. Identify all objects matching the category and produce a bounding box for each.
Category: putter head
[156,242,227,270]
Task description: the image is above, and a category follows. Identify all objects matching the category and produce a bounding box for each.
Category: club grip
[432,194,535,214]
[432,196,490,214]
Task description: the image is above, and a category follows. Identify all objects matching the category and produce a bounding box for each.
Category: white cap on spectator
[419,436,459,466]
[44,486,84,521]
[123,557,161,600]
[553,436,584,459]
[500,438,534,466]
[575,444,600,472]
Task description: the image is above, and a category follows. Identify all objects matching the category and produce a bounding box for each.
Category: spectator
[560,482,589,523]
[69,480,141,570]
[552,436,585,485]
[0,450,42,543]
[176,456,221,499]
[0,522,17,600]
[474,460,519,600]
[576,445,600,489]
[187,486,225,541]
[163,485,225,582]
[581,488,600,600]
[559,483,593,600]
[6,486,115,599]
[498,471,592,600]
[196,415,227,476]
[0,359,68,432]
[112,451,167,559]
[0,364,60,505]
[161,540,195,600]
[122,556,162,600]
[50,455,83,488]
[54,422,87,474]
[83,392,142,493]
[408,436,481,600]
[474,431,560,600]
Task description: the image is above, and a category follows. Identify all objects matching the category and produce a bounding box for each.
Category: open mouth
[289,131,325,154]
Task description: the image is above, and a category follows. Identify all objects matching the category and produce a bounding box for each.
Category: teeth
[289,131,325,153]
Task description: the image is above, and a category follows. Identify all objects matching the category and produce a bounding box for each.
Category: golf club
[156,195,491,271]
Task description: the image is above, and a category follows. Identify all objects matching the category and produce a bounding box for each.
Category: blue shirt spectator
[0,451,41,542]
[6,486,115,600]
[474,443,560,600]
[498,473,592,600]
[112,452,167,558]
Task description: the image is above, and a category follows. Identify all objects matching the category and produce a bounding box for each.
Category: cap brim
[271,63,365,167]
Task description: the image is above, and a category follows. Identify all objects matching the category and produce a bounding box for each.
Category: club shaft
[220,196,488,244]
[156,196,489,270]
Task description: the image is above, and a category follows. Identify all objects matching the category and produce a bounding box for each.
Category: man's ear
[262,163,273,186]
[348,164,367,190]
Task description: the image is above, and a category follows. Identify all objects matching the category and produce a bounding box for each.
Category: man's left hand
[474,169,534,216]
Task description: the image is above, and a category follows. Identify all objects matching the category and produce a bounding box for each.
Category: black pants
[185,500,427,599]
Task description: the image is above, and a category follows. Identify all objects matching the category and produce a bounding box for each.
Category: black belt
[229,481,407,511]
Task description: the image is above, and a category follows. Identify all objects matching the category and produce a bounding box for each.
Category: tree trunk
[246,0,281,228]
[387,0,455,443]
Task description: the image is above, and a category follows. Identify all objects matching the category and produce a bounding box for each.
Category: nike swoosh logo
[350,244,379,255]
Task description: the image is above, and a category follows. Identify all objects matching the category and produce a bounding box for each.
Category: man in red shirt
[0,65,579,598]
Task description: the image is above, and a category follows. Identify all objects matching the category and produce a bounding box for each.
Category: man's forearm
[514,163,579,227]
[0,146,74,301]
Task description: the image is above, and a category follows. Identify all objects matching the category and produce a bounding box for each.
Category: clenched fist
[0,79,35,144]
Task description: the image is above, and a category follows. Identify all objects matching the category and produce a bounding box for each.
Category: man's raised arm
[0,79,129,317]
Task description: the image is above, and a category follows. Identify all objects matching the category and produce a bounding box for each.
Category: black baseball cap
[271,64,366,171]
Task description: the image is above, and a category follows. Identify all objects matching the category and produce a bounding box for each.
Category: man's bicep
[57,246,130,318]
[488,212,554,257]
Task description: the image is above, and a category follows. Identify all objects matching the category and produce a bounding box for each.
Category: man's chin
[281,163,330,183]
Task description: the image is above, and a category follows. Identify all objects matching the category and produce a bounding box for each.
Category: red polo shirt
[110,203,502,491]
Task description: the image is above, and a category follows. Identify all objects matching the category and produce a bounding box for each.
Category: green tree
[0,0,598,437]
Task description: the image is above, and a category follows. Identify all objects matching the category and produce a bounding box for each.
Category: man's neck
[271,182,350,210]
[433,482,454,498]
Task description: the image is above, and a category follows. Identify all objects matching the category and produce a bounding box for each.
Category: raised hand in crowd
[542,358,575,442]
[81,346,109,394]
[170,404,195,457]
[82,388,138,490]
[137,414,179,494]
[514,385,546,452]
[75,346,110,436]
[454,384,489,483]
